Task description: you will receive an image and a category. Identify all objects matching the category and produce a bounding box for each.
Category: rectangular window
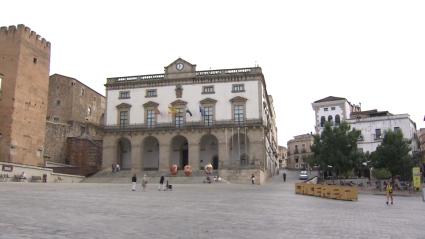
[146,89,157,97]
[202,86,214,94]
[119,91,130,99]
[53,117,59,122]
[120,111,129,126]
[234,105,245,125]
[174,108,185,127]
[324,108,328,111]
[331,107,335,110]
[146,109,155,128]
[394,127,401,133]
[375,129,381,139]
[203,106,213,126]
[232,84,245,93]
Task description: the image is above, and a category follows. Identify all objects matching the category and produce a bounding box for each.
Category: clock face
[176,63,184,71]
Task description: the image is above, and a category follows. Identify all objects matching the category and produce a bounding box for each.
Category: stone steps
[82,169,228,184]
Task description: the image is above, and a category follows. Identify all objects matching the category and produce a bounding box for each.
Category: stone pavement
[0,172,424,239]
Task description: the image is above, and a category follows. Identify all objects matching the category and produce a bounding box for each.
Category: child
[386,181,394,205]
[131,174,137,191]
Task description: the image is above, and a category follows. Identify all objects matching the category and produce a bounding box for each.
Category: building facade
[417,128,425,164]
[312,96,419,154]
[44,74,105,175]
[277,146,288,169]
[286,134,314,169]
[0,24,51,167]
[102,58,278,183]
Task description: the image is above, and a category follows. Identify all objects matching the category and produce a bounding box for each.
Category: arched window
[320,116,326,127]
[335,114,341,125]
[328,115,333,125]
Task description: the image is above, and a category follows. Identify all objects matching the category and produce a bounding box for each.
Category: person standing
[116,163,120,172]
[131,174,137,191]
[283,171,287,182]
[159,175,165,191]
[141,174,148,191]
[386,180,394,205]
[251,174,255,185]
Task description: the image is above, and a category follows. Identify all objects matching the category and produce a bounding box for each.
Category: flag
[168,106,176,115]
[199,106,204,117]
[186,109,192,117]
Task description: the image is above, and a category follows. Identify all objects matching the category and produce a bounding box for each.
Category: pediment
[229,96,248,103]
[164,58,196,79]
[116,103,132,109]
[170,99,187,106]
[143,101,159,108]
[200,98,217,105]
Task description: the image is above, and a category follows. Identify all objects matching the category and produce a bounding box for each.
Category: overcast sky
[2,0,424,145]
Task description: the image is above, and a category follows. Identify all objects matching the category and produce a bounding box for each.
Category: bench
[31,176,42,182]
[14,174,27,182]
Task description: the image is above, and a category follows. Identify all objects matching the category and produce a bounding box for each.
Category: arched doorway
[143,136,159,171]
[229,130,250,166]
[117,138,132,169]
[171,135,188,169]
[199,134,219,170]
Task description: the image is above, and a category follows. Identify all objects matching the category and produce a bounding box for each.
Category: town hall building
[102,58,279,183]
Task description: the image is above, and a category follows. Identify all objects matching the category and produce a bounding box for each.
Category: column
[131,135,143,173]
[157,134,171,173]
[188,143,200,171]
[102,135,117,170]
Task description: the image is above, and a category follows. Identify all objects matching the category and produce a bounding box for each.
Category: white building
[102,58,278,184]
[312,96,419,154]
[347,111,419,153]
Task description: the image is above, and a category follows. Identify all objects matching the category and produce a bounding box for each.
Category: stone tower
[0,24,51,166]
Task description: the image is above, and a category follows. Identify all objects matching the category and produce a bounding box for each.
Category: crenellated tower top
[0,24,51,50]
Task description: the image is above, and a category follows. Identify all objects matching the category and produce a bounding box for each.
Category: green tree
[310,122,362,178]
[370,130,412,180]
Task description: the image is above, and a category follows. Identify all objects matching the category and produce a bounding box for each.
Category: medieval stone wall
[0,24,51,166]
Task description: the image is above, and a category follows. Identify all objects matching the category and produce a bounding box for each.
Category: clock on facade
[176,63,184,71]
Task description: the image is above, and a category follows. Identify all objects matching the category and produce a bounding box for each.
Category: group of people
[131,175,171,192]
[131,174,148,191]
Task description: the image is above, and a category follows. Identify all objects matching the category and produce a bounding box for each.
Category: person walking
[386,180,394,205]
[159,175,165,191]
[131,174,137,191]
[141,174,148,191]
[251,174,255,185]
[283,171,287,182]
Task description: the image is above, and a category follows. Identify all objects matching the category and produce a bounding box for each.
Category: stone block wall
[0,24,51,167]
[67,137,102,176]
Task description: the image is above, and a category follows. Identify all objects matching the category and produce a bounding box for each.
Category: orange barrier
[313,185,322,197]
[295,183,358,201]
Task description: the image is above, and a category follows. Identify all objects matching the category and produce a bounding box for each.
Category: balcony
[104,119,264,132]
[373,134,383,141]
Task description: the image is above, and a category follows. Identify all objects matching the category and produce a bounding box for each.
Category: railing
[196,67,257,76]
[107,73,166,83]
[106,67,260,84]
[104,119,263,131]
[372,134,383,141]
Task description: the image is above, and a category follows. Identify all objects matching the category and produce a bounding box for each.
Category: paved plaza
[1,172,424,239]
